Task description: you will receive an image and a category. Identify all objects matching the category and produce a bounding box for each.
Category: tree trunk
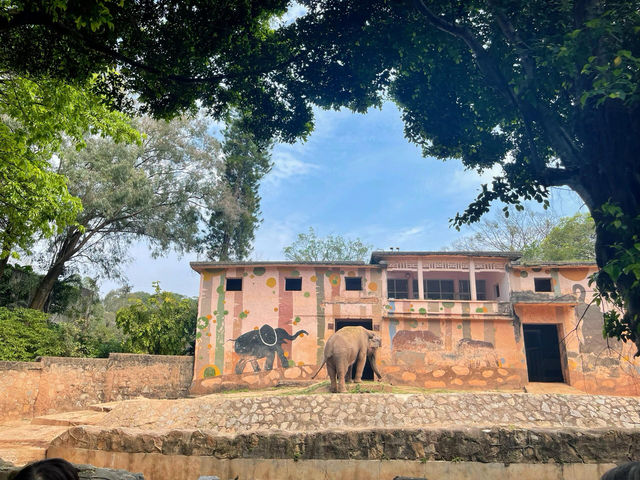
[0,254,8,280]
[571,102,640,353]
[29,229,82,311]
[28,262,64,311]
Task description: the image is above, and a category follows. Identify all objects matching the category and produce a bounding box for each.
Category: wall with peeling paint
[190,257,640,396]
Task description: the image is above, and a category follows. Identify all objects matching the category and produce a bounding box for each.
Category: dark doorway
[523,324,564,382]
[335,319,374,380]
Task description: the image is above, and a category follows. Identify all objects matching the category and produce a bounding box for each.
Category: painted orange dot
[212,319,216,323]
[299,333,305,337]
[250,274,255,279]
[310,275,317,282]
[266,277,277,288]
[207,344,212,349]
[284,352,289,357]
[298,361,304,366]
[207,333,211,337]
[206,314,213,320]
[274,307,278,312]
[368,282,378,291]
[223,300,226,304]
[254,326,259,330]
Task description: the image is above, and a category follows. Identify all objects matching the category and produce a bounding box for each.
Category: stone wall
[0,354,194,422]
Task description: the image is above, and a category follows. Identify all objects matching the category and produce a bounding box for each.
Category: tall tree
[0,74,138,278]
[0,0,312,142]
[452,208,557,253]
[203,121,272,261]
[283,227,372,262]
[28,116,222,310]
[280,1,640,353]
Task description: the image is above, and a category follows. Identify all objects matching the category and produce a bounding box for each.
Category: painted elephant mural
[233,324,307,374]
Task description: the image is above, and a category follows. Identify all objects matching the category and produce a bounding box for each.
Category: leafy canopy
[0,74,139,264]
[115,282,197,355]
[0,307,67,361]
[283,227,372,262]
[0,0,312,142]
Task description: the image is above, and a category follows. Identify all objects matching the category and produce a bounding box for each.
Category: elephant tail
[311,359,326,379]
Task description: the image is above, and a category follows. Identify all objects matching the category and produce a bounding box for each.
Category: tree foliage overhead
[203,120,272,261]
[28,115,222,310]
[281,0,640,353]
[0,0,312,142]
[0,74,138,277]
[283,227,372,262]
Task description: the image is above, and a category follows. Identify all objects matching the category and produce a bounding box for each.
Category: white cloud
[264,150,320,187]
[440,164,503,195]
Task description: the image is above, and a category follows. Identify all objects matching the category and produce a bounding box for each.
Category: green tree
[280,1,640,353]
[0,74,139,278]
[524,212,596,261]
[203,120,272,261]
[283,227,372,262]
[115,282,197,355]
[0,307,67,361]
[28,115,222,310]
[0,0,312,142]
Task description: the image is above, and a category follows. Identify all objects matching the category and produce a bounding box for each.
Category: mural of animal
[234,325,307,374]
[312,326,382,393]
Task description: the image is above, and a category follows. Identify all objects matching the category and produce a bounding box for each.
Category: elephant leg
[353,351,366,383]
[235,358,248,374]
[327,361,338,393]
[250,359,261,372]
[276,345,290,368]
[264,350,275,370]
[336,362,348,393]
[345,364,353,383]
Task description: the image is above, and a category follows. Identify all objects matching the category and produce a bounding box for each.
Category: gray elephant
[234,325,307,374]
[312,326,382,393]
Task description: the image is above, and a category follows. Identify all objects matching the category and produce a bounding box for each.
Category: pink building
[190,251,640,396]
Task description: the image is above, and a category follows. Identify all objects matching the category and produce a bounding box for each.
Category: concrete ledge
[50,426,640,464]
[45,448,620,480]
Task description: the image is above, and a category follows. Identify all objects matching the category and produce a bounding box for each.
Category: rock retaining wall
[0,354,193,422]
[48,426,636,480]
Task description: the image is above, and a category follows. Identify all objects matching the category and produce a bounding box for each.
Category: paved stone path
[99,392,640,434]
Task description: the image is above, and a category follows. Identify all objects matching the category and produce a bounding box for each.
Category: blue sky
[100,102,585,297]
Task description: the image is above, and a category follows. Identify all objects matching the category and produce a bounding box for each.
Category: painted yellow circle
[310,275,317,282]
[368,282,378,291]
[266,277,277,288]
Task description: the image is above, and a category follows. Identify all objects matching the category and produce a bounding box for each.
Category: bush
[0,307,68,360]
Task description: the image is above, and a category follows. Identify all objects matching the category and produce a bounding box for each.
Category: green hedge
[0,307,67,361]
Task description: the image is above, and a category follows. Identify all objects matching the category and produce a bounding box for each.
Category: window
[534,278,553,292]
[285,278,302,291]
[426,279,454,300]
[495,284,501,298]
[226,278,242,291]
[459,279,487,300]
[345,277,362,291]
[387,279,408,299]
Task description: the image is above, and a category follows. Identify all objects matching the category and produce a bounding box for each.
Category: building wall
[510,265,640,395]
[192,265,384,393]
[0,354,194,422]
[191,260,640,396]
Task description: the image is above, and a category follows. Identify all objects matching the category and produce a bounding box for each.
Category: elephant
[233,325,307,374]
[312,326,382,393]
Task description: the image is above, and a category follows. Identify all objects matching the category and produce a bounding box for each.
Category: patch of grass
[219,387,250,394]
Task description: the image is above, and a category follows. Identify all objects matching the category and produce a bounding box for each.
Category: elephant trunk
[281,329,308,341]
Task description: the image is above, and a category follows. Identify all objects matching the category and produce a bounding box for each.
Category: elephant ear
[259,325,277,346]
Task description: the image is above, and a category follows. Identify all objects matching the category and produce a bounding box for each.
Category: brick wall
[0,354,194,422]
